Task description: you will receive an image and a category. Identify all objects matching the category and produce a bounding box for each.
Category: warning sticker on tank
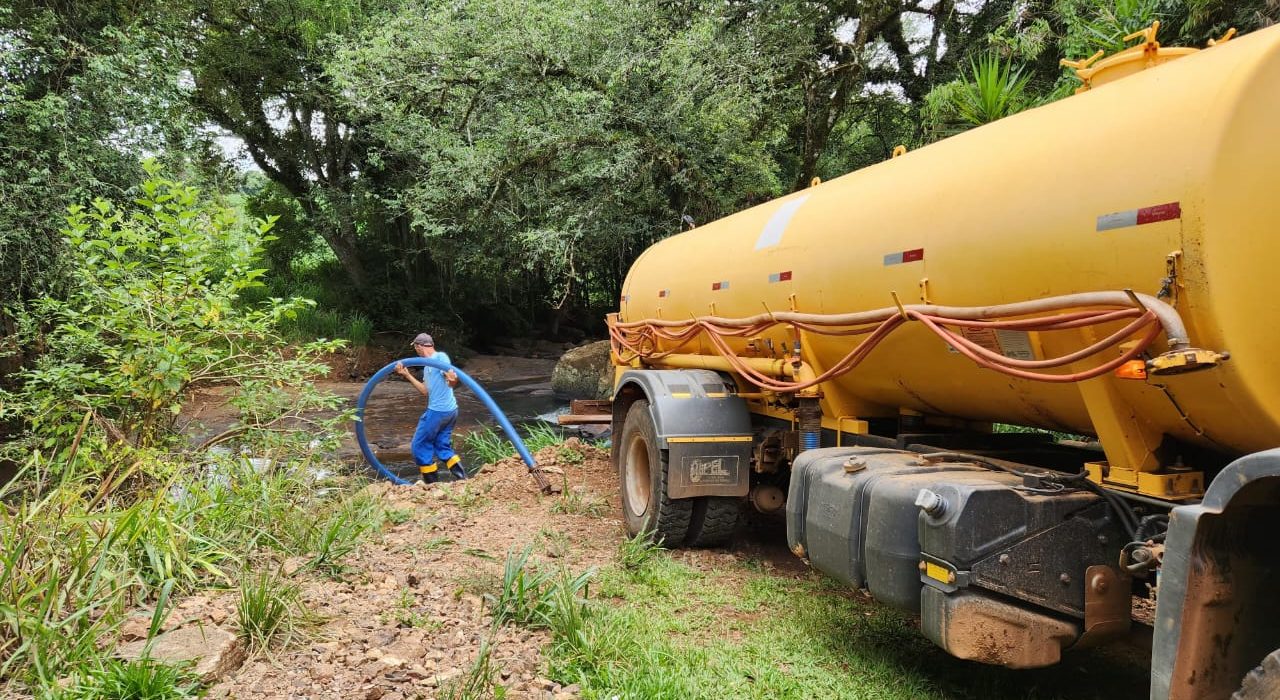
[948,328,1036,360]
[1096,201,1181,231]
[993,330,1036,360]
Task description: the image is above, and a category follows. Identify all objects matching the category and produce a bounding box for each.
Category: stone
[550,340,612,400]
[380,655,407,668]
[117,614,153,642]
[282,556,310,577]
[427,669,462,687]
[115,625,245,683]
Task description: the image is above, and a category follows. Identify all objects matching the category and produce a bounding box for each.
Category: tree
[187,0,398,294]
[328,0,789,334]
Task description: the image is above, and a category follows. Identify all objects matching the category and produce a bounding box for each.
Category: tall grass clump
[488,545,593,631]
[280,307,373,346]
[461,423,570,467]
[65,657,199,700]
[237,571,307,654]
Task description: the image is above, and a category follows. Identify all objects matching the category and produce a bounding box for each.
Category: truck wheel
[618,400,691,545]
[1234,649,1280,699]
[686,497,741,547]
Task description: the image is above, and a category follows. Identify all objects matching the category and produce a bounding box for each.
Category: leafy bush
[1,161,343,461]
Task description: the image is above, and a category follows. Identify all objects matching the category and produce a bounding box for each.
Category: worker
[394,333,467,483]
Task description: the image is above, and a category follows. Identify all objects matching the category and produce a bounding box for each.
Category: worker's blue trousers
[411,409,465,481]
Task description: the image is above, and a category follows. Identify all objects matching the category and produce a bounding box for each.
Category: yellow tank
[614,24,1280,487]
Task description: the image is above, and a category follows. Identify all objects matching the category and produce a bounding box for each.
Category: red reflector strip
[711,281,729,291]
[1098,201,1181,231]
[768,271,792,283]
[658,289,669,298]
[1136,202,1181,225]
[884,249,925,265]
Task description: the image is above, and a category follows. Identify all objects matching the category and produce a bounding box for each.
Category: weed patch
[550,486,606,517]
[64,657,200,700]
[236,571,308,654]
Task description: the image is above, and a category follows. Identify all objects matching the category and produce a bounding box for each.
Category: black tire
[685,496,741,547]
[618,400,691,545]
[1234,649,1280,700]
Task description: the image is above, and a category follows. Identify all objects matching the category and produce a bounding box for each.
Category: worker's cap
[411,333,434,347]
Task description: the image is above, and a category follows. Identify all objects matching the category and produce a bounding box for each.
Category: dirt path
[197,436,808,700]
[207,442,619,699]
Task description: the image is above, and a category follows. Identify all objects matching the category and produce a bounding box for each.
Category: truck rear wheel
[1234,649,1280,699]
[686,497,740,547]
[618,400,691,545]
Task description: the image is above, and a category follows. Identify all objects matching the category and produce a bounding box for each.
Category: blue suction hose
[354,357,551,492]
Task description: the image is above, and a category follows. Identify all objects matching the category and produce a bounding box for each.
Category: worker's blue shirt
[422,352,458,412]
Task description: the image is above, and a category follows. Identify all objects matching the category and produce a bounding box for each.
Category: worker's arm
[395,362,428,397]
[445,369,459,388]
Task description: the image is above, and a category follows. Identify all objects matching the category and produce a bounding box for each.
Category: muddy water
[180,355,577,483]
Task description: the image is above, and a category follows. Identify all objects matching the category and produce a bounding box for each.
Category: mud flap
[615,369,752,499]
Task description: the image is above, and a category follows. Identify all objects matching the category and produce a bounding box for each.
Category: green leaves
[6,165,338,459]
[327,0,787,314]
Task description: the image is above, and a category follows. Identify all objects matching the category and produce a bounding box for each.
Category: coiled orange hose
[609,295,1165,392]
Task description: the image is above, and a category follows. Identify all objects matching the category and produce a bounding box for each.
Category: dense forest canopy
[2,0,1277,348]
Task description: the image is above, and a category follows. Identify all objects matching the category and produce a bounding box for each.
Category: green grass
[380,589,442,631]
[537,527,572,560]
[63,657,200,700]
[284,490,382,575]
[439,639,504,700]
[487,545,593,630]
[550,486,607,517]
[545,548,1151,700]
[279,306,373,346]
[522,423,566,453]
[460,426,513,465]
[441,483,491,513]
[236,571,307,654]
[461,424,570,466]
[616,531,662,571]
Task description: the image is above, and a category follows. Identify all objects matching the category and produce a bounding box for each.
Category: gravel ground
[205,441,624,700]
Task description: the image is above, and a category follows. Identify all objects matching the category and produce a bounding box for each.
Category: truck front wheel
[618,400,691,545]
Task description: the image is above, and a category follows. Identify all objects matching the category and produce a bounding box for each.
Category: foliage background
[4,0,1277,349]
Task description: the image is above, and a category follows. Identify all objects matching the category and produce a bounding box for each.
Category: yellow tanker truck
[597,21,1280,700]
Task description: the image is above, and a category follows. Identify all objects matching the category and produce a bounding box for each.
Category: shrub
[0,161,343,465]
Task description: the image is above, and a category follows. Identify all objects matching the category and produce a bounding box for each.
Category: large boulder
[551,340,612,399]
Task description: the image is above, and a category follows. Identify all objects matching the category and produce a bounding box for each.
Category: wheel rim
[624,432,652,518]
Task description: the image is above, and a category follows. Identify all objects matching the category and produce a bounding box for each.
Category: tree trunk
[300,198,369,292]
